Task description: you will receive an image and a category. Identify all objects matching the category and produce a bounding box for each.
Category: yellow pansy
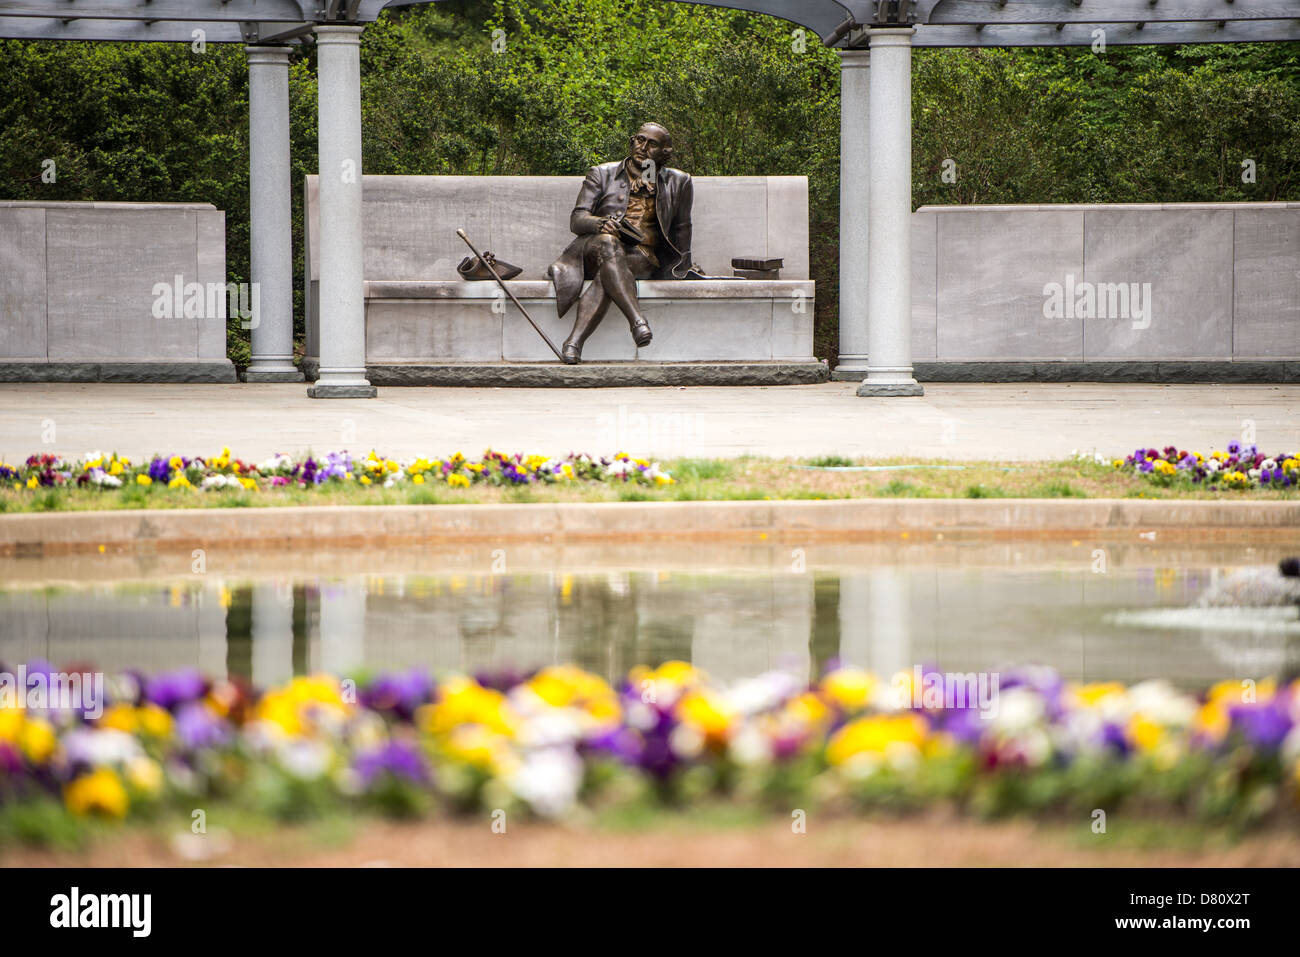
[65,768,129,818]
[826,713,929,766]
[677,689,738,744]
[1071,682,1127,708]
[1128,714,1163,752]
[441,724,516,774]
[421,677,518,738]
[19,717,56,763]
[125,757,164,796]
[136,474,152,486]
[820,669,878,712]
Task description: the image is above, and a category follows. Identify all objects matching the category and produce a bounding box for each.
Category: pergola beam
[914,17,1300,45]
[0,16,304,40]
[0,0,314,22]
[925,0,1300,25]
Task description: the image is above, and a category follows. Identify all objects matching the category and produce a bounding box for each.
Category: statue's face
[630,125,671,172]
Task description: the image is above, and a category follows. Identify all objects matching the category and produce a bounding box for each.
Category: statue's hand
[598,217,620,236]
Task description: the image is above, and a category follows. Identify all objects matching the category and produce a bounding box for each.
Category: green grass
[1030,480,1089,498]
[806,455,857,468]
[964,484,1010,499]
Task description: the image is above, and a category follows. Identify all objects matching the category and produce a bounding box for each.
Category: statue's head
[629,123,673,172]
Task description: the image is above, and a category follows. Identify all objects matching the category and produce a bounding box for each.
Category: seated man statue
[548,122,694,364]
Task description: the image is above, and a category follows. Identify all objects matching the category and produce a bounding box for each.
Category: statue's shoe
[631,320,653,348]
[560,343,582,365]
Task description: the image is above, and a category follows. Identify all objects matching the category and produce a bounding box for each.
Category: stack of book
[731,257,783,280]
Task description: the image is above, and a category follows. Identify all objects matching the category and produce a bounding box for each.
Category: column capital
[313,24,365,44]
[868,26,916,46]
[839,47,871,67]
[244,45,292,64]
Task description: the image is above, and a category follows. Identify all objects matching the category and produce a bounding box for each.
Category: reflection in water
[1,561,1298,687]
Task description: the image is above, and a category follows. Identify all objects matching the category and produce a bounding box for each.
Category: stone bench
[304,175,826,385]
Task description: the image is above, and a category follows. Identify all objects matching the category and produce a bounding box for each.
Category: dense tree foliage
[1,0,1296,365]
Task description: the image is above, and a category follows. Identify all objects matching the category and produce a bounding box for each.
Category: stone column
[308,25,375,399]
[857,28,923,397]
[833,47,871,381]
[243,46,302,383]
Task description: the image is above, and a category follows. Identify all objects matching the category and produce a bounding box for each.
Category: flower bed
[0,449,675,494]
[1116,441,1299,489]
[2,661,1298,845]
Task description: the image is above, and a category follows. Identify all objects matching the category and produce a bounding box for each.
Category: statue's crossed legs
[560,234,655,364]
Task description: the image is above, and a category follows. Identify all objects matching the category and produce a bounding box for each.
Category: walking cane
[456,229,563,361]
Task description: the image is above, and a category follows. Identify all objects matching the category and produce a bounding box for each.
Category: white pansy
[256,453,293,472]
[515,709,583,749]
[668,722,705,760]
[726,671,801,716]
[276,738,334,781]
[729,724,773,766]
[62,728,143,767]
[508,748,584,818]
[990,687,1045,733]
[1128,680,1197,727]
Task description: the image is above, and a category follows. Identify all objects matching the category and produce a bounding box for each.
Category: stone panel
[1082,208,1232,360]
[195,209,227,360]
[765,176,811,280]
[45,207,200,361]
[637,299,774,361]
[911,209,938,360]
[1233,208,1300,359]
[936,208,1084,360]
[366,300,503,362]
[0,207,47,358]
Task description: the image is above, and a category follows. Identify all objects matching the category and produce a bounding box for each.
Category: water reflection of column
[868,568,911,678]
[197,583,228,681]
[251,582,294,689]
[838,569,912,677]
[319,580,366,676]
[837,574,872,670]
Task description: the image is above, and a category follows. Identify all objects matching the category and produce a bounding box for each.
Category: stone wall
[0,201,236,382]
[911,202,1300,381]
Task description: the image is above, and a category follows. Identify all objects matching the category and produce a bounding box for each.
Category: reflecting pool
[2,541,1298,687]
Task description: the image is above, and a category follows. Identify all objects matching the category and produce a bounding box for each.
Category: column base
[243,368,305,383]
[855,380,924,397]
[831,363,871,382]
[307,383,377,399]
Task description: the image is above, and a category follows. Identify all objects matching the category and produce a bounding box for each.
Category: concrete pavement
[1,381,1297,462]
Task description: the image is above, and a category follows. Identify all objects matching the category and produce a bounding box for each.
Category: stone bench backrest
[304,174,810,283]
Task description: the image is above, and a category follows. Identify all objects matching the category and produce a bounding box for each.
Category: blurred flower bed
[0,449,675,494]
[1117,441,1299,489]
[2,660,1299,846]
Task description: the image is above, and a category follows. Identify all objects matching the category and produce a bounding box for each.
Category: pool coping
[2,499,1299,557]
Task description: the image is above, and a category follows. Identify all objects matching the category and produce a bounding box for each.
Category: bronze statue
[548,123,694,364]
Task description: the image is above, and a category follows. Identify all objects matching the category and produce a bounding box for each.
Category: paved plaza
[2,381,1297,462]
